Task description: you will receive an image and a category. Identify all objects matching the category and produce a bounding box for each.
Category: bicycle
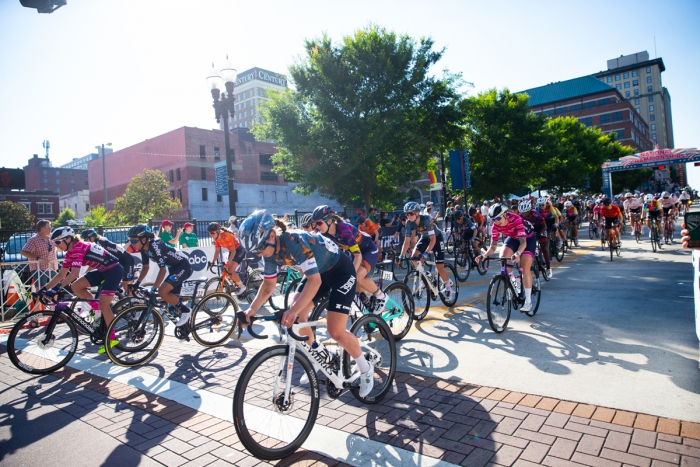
[403,256,459,320]
[649,219,662,252]
[588,218,600,239]
[663,215,675,244]
[205,259,265,305]
[631,212,642,243]
[454,239,489,282]
[605,224,621,261]
[486,259,541,333]
[534,238,550,282]
[565,220,578,248]
[104,281,238,366]
[549,229,564,262]
[232,309,396,460]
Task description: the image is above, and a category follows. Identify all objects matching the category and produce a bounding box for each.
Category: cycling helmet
[468,207,478,216]
[311,205,334,222]
[453,210,464,220]
[127,224,153,239]
[483,200,489,205]
[586,200,594,206]
[403,201,420,213]
[51,226,75,242]
[80,228,98,239]
[625,192,632,198]
[518,199,532,213]
[488,203,507,218]
[661,191,670,198]
[602,198,612,206]
[239,210,276,253]
[183,222,194,229]
[595,199,601,205]
[300,213,313,228]
[355,216,366,225]
[161,220,174,227]
[537,197,548,206]
[644,194,654,202]
[229,215,236,222]
[564,201,573,208]
[207,222,221,232]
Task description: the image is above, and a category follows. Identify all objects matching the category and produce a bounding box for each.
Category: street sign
[463,149,471,189]
[214,161,228,195]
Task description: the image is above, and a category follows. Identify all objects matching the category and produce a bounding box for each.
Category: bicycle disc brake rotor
[273,391,294,413]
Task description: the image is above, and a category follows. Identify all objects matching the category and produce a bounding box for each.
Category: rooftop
[519,75,615,107]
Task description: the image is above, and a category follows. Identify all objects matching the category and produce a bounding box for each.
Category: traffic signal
[0,168,25,189]
[652,166,666,170]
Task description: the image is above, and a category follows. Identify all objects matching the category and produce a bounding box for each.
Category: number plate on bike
[382,270,393,281]
[181,283,195,296]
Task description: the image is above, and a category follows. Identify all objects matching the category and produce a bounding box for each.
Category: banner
[428,170,438,184]
[449,150,463,190]
[215,161,228,195]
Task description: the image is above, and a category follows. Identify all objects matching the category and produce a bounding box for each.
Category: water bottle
[509,272,521,294]
[93,310,102,331]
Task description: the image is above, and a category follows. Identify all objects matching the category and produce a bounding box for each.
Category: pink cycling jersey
[491,212,534,243]
[62,241,119,272]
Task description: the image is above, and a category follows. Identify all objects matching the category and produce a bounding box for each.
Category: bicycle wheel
[7,310,78,374]
[476,253,489,276]
[526,266,541,317]
[69,301,94,336]
[651,228,657,252]
[635,227,641,243]
[609,238,614,261]
[382,282,414,341]
[233,344,320,460]
[403,270,430,320]
[439,264,459,307]
[616,241,621,257]
[538,251,550,282]
[486,275,511,333]
[105,305,164,367]
[203,276,232,296]
[342,314,396,404]
[244,269,264,304]
[554,242,564,262]
[445,233,455,255]
[588,223,595,239]
[308,298,354,344]
[283,278,302,310]
[190,292,238,347]
[454,249,470,282]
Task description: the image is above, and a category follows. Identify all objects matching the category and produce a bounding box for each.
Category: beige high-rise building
[219,67,288,132]
[593,51,674,149]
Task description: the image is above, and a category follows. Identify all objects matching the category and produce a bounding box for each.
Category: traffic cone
[6,284,18,306]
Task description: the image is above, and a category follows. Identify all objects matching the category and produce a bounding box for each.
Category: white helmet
[644,194,654,202]
[625,192,632,198]
[51,226,75,242]
[661,191,670,198]
[537,197,548,206]
[518,199,532,213]
[564,201,573,208]
[488,203,508,218]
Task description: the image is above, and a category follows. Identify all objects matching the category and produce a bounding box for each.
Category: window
[55,188,60,193]
[272,191,277,202]
[632,79,638,86]
[652,134,657,140]
[170,190,174,199]
[543,109,554,116]
[624,82,630,88]
[579,117,593,126]
[606,76,612,83]
[583,101,596,109]
[632,70,638,77]
[37,203,53,214]
[214,147,220,160]
[648,95,654,102]
[85,203,90,212]
[650,114,655,121]
[651,124,656,130]
[200,145,206,158]
[56,170,59,176]
[647,86,652,93]
[177,189,182,202]
[569,104,581,111]
[284,192,288,202]
[636,108,640,113]
[646,67,651,73]
[556,106,567,114]
[598,98,611,106]
[55,178,60,184]
[202,187,208,201]
[646,76,652,83]
[260,171,278,181]
[625,91,630,97]
[649,105,654,112]
[615,75,620,81]
[259,191,264,201]
[43,169,47,175]
[615,84,621,90]
[634,89,639,96]
[259,89,264,97]
[176,168,181,181]
[616,130,625,139]
[599,114,611,124]
[18,202,31,213]
[216,194,222,202]
[201,167,206,180]
[259,153,273,165]
[169,170,174,182]
[611,111,623,122]
[623,72,629,79]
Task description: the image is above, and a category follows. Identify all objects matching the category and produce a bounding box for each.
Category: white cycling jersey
[679,193,690,201]
[625,198,643,210]
[660,196,678,209]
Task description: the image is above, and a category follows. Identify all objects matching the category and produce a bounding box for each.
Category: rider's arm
[288,273,321,317]
[44,267,70,290]
[400,230,414,256]
[249,276,277,314]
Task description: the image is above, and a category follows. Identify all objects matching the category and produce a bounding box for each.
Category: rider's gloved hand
[150,286,157,294]
[422,252,429,260]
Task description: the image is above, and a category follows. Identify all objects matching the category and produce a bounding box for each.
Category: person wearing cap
[179,222,199,248]
[228,216,239,236]
[159,220,180,247]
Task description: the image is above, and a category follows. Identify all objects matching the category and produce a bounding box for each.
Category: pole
[101,143,108,208]
[439,151,448,225]
[222,112,236,217]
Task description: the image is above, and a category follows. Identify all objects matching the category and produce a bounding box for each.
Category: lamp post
[96,143,112,208]
[206,58,238,217]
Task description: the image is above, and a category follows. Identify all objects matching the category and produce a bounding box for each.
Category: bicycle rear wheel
[526,266,541,317]
[382,282,414,341]
[486,275,511,333]
[233,345,319,460]
[190,292,238,347]
[454,249,470,282]
[343,314,396,404]
[445,233,455,255]
[105,305,164,367]
[7,310,77,374]
[403,270,430,320]
[439,264,459,307]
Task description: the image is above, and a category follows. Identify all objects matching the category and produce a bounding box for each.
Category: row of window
[543,97,618,116]
[172,187,292,204]
[579,111,624,126]
[17,202,54,214]
[199,146,221,159]
[42,169,81,176]
[604,67,652,84]
[259,190,288,202]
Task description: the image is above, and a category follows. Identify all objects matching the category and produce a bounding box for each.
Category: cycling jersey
[564,207,578,218]
[471,212,485,226]
[660,197,678,209]
[522,210,546,235]
[539,206,559,221]
[95,238,128,261]
[328,222,374,254]
[593,205,602,216]
[214,230,241,251]
[491,212,534,243]
[62,241,119,272]
[644,201,662,212]
[406,214,442,239]
[625,198,643,210]
[357,219,379,237]
[263,231,339,279]
[601,205,622,219]
[140,238,189,269]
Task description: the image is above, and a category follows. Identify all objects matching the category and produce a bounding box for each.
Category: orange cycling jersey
[358,219,379,237]
[601,205,622,219]
[214,230,241,251]
[471,212,485,225]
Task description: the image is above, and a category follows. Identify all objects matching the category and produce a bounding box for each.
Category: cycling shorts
[630,207,642,214]
[83,264,124,297]
[566,216,577,224]
[360,245,379,272]
[604,217,620,230]
[461,228,475,243]
[296,252,356,314]
[504,234,537,259]
[414,235,445,264]
[646,211,661,221]
[662,207,673,217]
[120,253,135,281]
[165,259,193,295]
[229,246,246,265]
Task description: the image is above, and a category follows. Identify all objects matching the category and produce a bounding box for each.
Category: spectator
[379,211,395,229]
[368,207,378,223]
[481,200,490,218]
[179,222,199,248]
[20,219,58,288]
[159,220,180,247]
[228,216,239,236]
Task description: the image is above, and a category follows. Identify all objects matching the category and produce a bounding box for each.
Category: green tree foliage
[253,24,466,210]
[111,169,181,225]
[462,89,549,201]
[54,207,76,227]
[84,206,115,228]
[0,201,35,231]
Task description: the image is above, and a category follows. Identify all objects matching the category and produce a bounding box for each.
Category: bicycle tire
[105,305,164,367]
[308,298,354,344]
[588,223,595,239]
[610,238,614,261]
[439,264,459,307]
[651,228,657,252]
[476,253,489,276]
[403,270,430,321]
[233,345,320,460]
[190,292,238,347]
[204,276,232,297]
[635,229,641,243]
[445,233,455,255]
[486,275,510,333]
[283,278,302,310]
[554,243,564,262]
[244,269,264,305]
[526,266,541,317]
[7,310,78,374]
[454,249,470,282]
[382,282,414,341]
[342,314,396,404]
[538,251,550,282]
[69,301,94,336]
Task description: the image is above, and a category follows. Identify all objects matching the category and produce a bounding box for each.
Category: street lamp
[207,57,238,217]
[96,143,112,209]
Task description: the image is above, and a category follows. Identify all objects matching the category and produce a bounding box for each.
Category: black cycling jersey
[96,238,128,261]
[141,238,189,268]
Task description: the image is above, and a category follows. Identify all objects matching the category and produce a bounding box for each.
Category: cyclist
[299,213,314,233]
[399,201,454,300]
[43,227,124,353]
[520,199,551,279]
[453,209,481,256]
[643,194,663,241]
[601,198,623,246]
[208,222,246,295]
[356,216,381,258]
[660,191,679,234]
[127,224,193,327]
[81,228,136,293]
[477,203,536,312]
[624,193,643,235]
[471,207,487,242]
[540,198,564,248]
[312,205,385,314]
[562,201,579,246]
[238,210,374,397]
[584,199,595,222]
[679,189,692,213]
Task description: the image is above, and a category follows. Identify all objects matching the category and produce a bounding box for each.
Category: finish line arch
[602,146,700,198]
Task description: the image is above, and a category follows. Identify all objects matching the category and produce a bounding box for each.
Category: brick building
[521,75,654,152]
[0,190,59,221]
[87,126,338,220]
[23,154,89,196]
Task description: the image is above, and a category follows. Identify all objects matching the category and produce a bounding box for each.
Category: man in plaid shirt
[20,219,59,287]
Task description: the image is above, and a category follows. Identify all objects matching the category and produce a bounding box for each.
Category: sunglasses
[492,215,504,222]
[406,212,417,216]
[129,239,140,245]
[316,221,326,226]
[209,231,218,236]
[52,240,61,246]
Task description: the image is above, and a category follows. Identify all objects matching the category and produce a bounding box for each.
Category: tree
[253,24,467,210]
[54,207,76,227]
[84,205,115,228]
[111,169,181,225]
[461,89,550,201]
[0,201,35,231]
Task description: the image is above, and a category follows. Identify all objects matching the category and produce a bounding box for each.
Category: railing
[1,260,63,323]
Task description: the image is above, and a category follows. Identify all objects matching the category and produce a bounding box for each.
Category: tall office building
[221,67,288,131]
[593,51,674,149]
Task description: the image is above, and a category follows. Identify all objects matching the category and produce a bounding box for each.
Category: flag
[428,170,437,184]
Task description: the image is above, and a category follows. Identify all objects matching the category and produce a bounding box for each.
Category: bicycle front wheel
[343,314,396,404]
[283,278,302,310]
[233,345,320,460]
[403,270,430,320]
[476,254,489,276]
[651,229,657,252]
[454,249,470,282]
[190,292,238,347]
[439,264,459,307]
[554,242,564,262]
[7,310,78,374]
[486,276,511,333]
[382,282,414,341]
[106,305,164,367]
[526,266,541,317]
[445,233,455,255]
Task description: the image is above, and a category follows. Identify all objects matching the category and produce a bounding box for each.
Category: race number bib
[89,243,106,255]
[319,236,339,254]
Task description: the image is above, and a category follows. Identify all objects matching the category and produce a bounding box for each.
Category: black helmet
[127,224,153,239]
[468,207,477,216]
[300,213,313,228]
[453,210,464,220]
[311,205,334,223]
[602,197,612,206]
[207,222,222,233]
[81,228,98,239]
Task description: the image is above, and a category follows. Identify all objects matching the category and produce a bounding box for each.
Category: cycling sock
[355,354,370,374]
[372,288,385,299]
[109,329,116,341]
[524,288,532,302]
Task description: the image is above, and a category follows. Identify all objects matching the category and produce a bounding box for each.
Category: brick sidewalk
[1,336,699,467]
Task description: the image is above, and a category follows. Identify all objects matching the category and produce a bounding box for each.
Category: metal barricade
[1,260,63,323]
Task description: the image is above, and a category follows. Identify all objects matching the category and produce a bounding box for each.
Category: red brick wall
[23,155,89,195]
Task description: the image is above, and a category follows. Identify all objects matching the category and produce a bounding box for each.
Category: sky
[1,0,699,178]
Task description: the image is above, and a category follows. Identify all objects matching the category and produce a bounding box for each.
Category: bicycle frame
[351,292,404,325]
[412,260,440,296]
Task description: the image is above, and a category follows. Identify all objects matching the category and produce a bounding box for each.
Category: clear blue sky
[1,0,698,172]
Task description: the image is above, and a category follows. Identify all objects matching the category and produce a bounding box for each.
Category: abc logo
[186,249,208,272]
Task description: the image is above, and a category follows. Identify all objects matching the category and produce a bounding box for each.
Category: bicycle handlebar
[236,310,308,342]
